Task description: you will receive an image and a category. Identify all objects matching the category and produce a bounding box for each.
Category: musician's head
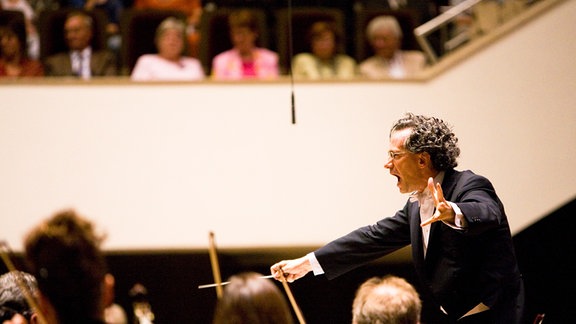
[213,271,294,324]
[0,271,38,324]
[23,209,107,324]
[352,275,422,324]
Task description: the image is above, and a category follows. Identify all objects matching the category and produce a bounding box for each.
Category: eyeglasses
[387,151,408,161]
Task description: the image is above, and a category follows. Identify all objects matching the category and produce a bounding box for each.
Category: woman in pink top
[211,9,278,80]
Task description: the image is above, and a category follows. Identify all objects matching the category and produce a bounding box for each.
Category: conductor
[270,113,524,323]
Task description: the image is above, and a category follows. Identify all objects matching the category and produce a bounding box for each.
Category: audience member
[60,0,124,54]
[0,0,40,59]
[292,20,357,80]
[359,15,426,79]
[131,16,204,81]
[23,209,108,324]
[0,271,39,324]
[211,9,278,80]
[212,272,293,324]
[44,11,117,78]
[133,0,202,58]
[352,275,421,324]
[0,23,43,77]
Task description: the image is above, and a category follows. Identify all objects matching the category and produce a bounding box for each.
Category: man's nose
[384,160,393,169]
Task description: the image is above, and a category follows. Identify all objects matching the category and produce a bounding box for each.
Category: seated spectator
[133,0,201,58]
[292,20,357,80]
[0,23,43,77]
[212,272,293,324]
[0,0,40,59]
[0,271,39,324]
[352,275,422,324]
[60,0,125,54]
[44,10,117,78]
[211,9,278,80]
[359,15,426,79]
[23,209,108,324]
[131,16,204,81]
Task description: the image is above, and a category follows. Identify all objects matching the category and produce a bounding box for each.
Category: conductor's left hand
[421,177,455,227]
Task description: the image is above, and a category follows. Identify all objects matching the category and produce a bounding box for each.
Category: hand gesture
[420,177,455,227]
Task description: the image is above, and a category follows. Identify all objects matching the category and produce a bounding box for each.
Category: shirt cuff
[442,202,468,230]
[306,252,325,276]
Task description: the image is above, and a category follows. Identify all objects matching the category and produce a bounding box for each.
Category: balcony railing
[415,0,564,77]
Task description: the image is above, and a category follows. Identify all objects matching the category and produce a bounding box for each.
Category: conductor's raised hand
[421,177,455,227]
[270,256,312,283]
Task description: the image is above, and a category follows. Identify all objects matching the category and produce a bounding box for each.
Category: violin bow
[208,231,223,299]
[202,233,306,323]
[0,241,48,324]
[279,268,306,324]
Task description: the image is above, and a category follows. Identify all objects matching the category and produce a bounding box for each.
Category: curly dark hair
[390,113,460,171]
[23,209,107,324]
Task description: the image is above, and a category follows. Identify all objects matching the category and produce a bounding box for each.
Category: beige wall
[1,0,575,250]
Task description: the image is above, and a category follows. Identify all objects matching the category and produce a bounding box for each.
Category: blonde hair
[352,275,421,324]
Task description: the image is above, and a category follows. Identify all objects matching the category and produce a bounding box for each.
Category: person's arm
[270,254,313,283]
[272,207,412,282]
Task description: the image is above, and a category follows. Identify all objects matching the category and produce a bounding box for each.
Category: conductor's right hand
[270,256,312,283]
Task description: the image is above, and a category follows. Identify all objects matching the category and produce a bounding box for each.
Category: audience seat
[274,7,346,74]
[0,10,26,47]
[0,9,25,28]
[37,8,109,61]
[353,8,421,63]
[119,8,187,75]
[198,6,269,75]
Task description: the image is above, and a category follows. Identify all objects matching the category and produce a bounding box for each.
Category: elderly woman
[359,15,426,79]
[211,9,279,80]
[131,17,205,81]
[292,20,357,80]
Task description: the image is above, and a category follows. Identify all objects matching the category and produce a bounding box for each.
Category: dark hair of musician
[23,209,107,324]
[213,272,294,324]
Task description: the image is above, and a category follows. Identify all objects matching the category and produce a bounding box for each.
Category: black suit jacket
[315,169,524,322]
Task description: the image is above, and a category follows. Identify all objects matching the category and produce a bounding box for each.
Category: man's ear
[418,152,432,168]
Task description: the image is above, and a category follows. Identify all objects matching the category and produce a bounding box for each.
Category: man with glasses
[271,113,524,324]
